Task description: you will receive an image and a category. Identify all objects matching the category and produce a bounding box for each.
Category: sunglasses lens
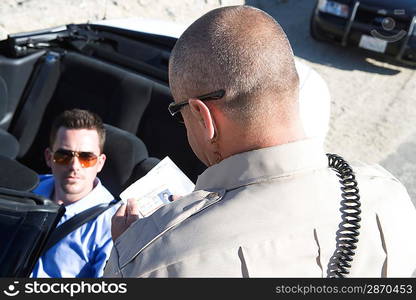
[78,152,98,168]
[53,150,98,168]
[53,150,73,165]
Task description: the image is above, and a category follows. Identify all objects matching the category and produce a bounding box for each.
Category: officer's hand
[111,198,140,241]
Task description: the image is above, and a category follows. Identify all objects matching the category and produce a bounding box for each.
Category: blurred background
[1,0,415,203]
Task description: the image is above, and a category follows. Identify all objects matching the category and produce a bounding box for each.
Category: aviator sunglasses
[168,89,225,123]
[52,149,98,168]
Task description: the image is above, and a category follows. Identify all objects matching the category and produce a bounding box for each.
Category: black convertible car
[310,0,416,66]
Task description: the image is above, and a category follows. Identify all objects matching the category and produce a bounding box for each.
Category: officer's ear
[188,99,215,140]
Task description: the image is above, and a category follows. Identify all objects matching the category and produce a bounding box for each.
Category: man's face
[45,127,106,202]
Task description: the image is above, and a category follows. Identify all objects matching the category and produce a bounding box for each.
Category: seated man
[31,108,117,278]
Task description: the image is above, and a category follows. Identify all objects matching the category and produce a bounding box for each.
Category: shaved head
[169,5,300,126]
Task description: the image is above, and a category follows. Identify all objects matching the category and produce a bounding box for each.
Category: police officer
[104,5,416,277]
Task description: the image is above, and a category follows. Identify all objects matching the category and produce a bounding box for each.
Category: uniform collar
[195,138,328,191]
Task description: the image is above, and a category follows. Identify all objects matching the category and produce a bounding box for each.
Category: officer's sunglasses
[168,89,225,124]
[52,149,98,168]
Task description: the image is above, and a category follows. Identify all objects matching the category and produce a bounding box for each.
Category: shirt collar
[195,138,328,191]
[63,178,111,215]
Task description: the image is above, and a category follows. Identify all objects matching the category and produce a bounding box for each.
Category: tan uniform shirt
[104,139,416,277]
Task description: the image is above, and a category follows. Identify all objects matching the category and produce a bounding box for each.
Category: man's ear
[188,99,215,140]
[96,153,106,173]
[45,148,52,168]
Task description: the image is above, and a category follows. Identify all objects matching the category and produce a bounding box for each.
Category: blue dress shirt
[31,175,118,278]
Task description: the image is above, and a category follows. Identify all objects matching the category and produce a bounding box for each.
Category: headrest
[0,155,39,191]
[0,129,19,159]
[100,124,150,196]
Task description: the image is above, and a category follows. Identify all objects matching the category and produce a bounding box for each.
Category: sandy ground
[0,0,244,38]
[1,0,415,202]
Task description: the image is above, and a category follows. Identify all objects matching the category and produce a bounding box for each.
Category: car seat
[0,128,19,159]
[0,155,39,191]
[12,51,160,175]
[100,124,161,197]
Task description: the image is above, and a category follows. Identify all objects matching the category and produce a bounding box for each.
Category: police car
[310,0,416,66]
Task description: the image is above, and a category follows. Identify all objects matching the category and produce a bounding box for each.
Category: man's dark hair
[49,109,106,152]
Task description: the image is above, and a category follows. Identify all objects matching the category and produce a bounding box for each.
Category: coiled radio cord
[326,153,361,278]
